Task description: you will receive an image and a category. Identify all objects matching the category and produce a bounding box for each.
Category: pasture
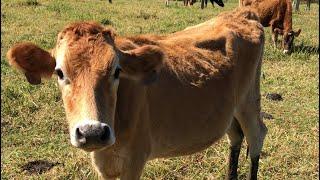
[1,0,318,179]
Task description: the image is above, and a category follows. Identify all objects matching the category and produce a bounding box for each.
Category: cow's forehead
[54,22,117,81]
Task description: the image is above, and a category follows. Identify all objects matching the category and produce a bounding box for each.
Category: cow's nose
[73,123,111,148]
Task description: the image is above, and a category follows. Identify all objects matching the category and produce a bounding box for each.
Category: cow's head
[274,28,301,54]
[6,22,164,152]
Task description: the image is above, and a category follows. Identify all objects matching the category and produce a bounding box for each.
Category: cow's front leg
[272,31,278,48]
[226,118,244,180]
[91,150,123,180]
[270,18,282,48]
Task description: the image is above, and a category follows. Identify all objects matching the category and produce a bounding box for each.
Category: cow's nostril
[75,127,86,143]
[100,125,110,141]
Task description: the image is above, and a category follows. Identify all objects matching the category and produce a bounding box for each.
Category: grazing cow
[6,7,267,180]
[240,0,301,54]
[201,0,225,9]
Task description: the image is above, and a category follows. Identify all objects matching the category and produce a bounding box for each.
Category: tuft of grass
[1,0,319,179]
[100,18,114,26]
[21,0,40,6]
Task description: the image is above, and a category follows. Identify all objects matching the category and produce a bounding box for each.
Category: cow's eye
[56,69,64,80]
[114,68,121,79]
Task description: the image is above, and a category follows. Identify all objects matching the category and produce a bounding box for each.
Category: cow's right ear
[118,45,164,85]
[274,28,284,35]
[6,42,56,85]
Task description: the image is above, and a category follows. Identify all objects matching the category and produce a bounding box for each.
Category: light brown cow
[240,0,301,54]
[7,7,267,180]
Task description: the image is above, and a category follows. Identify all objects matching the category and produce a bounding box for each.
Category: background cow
[240,0,301,54]
[201,0,225,8]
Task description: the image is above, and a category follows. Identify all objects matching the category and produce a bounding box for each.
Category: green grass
[1,0,319,179]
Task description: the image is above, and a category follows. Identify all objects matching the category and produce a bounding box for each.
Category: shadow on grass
[293,44,319,55]
[21,160,61,174]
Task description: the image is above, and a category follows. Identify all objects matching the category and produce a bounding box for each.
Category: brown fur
[7,8,267,180]
[6,42,55,84]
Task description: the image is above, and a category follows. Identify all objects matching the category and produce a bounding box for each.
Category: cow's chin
[70,136,116,152]
[79,146,109,152]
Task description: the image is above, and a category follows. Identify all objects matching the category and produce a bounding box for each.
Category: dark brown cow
[7,7,266,180]
[240,0,301,54]
[201,0,225,8]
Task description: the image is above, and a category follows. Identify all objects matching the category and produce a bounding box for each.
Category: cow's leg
[226,118,244,180]
[306,0,311,10]
[91,150,123,180]
[271,30,279,47]
[120,152,148,180]
[235,62,268,180]
[270,19,281,48]
[201,0,205,9]
[165,0,169,6]
[120,127,151,180]
[294,0,300,11]
[235,104,267,180]
[210,0,215,7]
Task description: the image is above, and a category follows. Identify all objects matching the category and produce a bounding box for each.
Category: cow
[6,7,267,180]
[201,0,225,9]
[240,0,301,54]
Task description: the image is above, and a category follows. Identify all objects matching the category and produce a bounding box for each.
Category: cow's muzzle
[71,121,115,151]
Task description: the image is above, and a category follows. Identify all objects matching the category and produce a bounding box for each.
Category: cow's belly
[149,114,233,159]
[147,76,235,159]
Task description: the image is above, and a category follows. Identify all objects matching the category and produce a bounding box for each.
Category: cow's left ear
[118,45,164,85]
[293,29,301,37]
[6,42,56,85]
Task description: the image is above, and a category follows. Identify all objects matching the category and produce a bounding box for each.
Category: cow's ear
[6,42,56,85]
[293,29,301,37]
[118,45,164,85]
[274,28,283,35]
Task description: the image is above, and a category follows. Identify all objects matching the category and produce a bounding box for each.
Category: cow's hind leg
[235,101,267,180]
[234,65,268,180]
[226,117,244,180]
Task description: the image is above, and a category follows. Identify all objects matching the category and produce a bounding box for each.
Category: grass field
[1,0,319,179]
